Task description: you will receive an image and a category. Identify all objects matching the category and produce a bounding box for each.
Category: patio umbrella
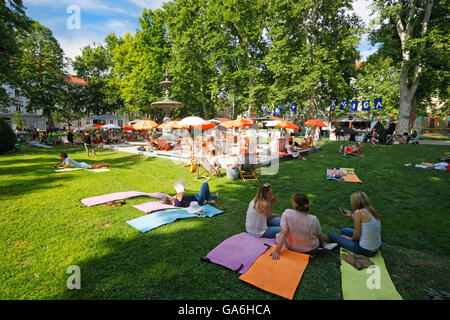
[179,116,208,127]
[78,124,97,131]
[132,120,159,130]
[192,122,215,130]
[102,124,121,130]
[221,118,254,129]
[157,120,189,130]
[305,119,327,127]
[94,124,105,128]
[122,125,134,131]
[275,121,300,130]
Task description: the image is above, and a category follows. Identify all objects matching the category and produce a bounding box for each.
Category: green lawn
[0,142,449,300]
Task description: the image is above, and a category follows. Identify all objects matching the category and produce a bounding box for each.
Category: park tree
[16,21,66,129]
[72,34,124,117]
[110,9,170,121]
[0,0,31,104]
[266,0,362,120]
[164,0,222,119]
[369,0,449,133]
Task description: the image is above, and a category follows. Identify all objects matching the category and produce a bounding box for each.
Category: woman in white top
[245,183,281,238]
[328,192,381,257]
[271,194,333,259]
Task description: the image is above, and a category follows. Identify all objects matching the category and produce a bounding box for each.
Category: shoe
[323,243,338,250]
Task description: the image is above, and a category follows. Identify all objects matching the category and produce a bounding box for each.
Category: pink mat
[132,201,177,213]
[80,191,169,207]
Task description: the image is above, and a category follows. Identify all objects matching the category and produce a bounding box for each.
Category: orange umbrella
[221,118,254,128]
[94,124,104,128]
[192,122,215,130]
[305,119,327,127]
[122,125,134,130]
[132,120,159,130]
[275,121,300,130]
[158,120,189,130]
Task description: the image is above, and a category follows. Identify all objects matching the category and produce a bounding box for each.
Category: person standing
[67,129,74,147]
[83,131,97,158]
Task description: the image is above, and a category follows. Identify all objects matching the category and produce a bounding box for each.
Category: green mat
[340,248,402,300]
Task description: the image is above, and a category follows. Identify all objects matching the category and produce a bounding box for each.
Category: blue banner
[273,107,281,115]
[374,97,383,109]
[331,99,338,110]
[350,101,359,112]
[340,100,348,111]
[279,104,287,110]
[267,109,272,115]
[290,102,297,112]
[362,100,370,111]
[260,106,265,114]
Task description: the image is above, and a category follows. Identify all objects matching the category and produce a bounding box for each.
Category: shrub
[0,118,17,153]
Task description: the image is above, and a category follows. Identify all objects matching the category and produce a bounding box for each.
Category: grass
[0,141,449,300]
[419,135,450,141]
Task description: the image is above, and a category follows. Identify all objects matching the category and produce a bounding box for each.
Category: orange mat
[239,246,310,300]
[343,172,362,183]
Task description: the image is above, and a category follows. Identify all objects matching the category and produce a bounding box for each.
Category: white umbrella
[264,120,282,127]
[77,124,97,131]
[102,124,121,130]
[179,116,208,127]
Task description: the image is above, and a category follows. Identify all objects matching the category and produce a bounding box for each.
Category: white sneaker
[323,243,338,250]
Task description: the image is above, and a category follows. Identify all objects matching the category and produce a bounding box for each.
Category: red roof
[64,75,88,85]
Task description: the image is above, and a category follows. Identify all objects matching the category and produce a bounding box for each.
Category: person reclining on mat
[160,182,219,207]
[54,152,109,169]
[271,193,337,259]
[245,183,281,238]
[286,140,306,160]
[328,192,381,257]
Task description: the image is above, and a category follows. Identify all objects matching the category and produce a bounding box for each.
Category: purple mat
[203,232,277,274]
[80,191,169,207]
[132,201,177,213]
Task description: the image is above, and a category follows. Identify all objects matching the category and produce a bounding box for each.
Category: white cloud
[24,0,128,15]
[128,0,167,10]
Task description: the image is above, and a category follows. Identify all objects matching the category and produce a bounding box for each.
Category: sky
[23,0,378,74]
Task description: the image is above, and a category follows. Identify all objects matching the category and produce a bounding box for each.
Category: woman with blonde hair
[328,192,381,257]
[245,183,281,238]
[271,194,335,259]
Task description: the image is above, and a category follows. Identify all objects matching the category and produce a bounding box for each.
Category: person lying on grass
[54,152,110,169]
[160,182,219,207]
[246,183,281,238]
[328,192,381,257]
[270,193,337,260]
[344,142,363,156]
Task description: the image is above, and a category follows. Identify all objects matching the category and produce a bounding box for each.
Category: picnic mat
[54,168,110,172]
[126,204,224,232]
[80,191,168,207]
[203,232,277,274]
[327,168,362,183]
[132,201,177,213]
[340,248,402,300]
[239,246,310,300]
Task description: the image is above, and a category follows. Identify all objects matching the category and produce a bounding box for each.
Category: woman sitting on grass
[55,152,109,169]
[245,183,281,238]
[328,192,381,257]
[160,182,219,207]
[270,193,336,259]
[344,142,363,156]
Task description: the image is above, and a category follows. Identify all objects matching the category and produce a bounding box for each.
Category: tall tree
[0,0,31,104]
[369,0,448,134]
[110,9,170,121]
[16,21,66,129]
[266,0,362,119]
[72,35,124,117]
